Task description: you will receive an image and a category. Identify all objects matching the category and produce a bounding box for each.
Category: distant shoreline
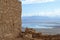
[22,27,60,35]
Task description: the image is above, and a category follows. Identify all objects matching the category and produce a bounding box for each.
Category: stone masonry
[0,0,21,40]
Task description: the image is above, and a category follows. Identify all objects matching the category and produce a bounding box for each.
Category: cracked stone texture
[0,0,21,40]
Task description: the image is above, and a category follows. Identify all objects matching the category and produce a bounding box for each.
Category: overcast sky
[22,0,60,17]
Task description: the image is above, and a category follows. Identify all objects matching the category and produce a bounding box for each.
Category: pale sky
[22,0,60,17]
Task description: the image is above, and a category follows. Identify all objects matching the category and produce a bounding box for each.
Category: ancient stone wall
[0,0,21,40]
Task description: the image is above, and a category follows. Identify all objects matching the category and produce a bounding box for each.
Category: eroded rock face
[0,0,21,40]
[25,28,36,34]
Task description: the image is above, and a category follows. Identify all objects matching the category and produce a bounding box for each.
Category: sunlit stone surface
[0,0,21,40]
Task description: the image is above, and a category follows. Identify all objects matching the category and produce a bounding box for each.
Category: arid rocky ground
[15,28,60,40]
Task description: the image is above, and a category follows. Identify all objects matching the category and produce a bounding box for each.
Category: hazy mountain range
[22,16,60,22]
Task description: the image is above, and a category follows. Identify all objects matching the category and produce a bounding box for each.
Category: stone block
[0,0,21,40]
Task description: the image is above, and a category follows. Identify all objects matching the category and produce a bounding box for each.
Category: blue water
[22,22,60,29]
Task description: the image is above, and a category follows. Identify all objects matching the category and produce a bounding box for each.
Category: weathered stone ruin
[0,0,21,40]
[0,0,60,40]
